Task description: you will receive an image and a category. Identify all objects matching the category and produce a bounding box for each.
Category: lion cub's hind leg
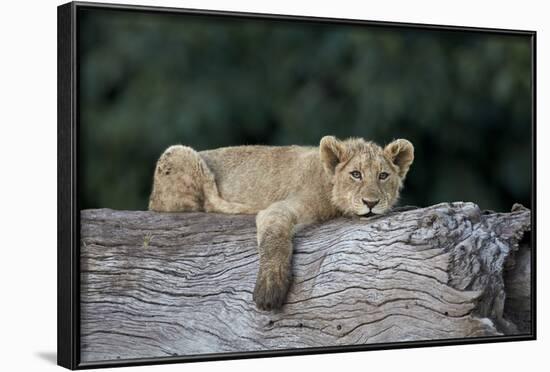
[149,145,254,214]
[148,145,206,212]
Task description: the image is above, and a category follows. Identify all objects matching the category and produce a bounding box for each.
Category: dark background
[78,8,532,212]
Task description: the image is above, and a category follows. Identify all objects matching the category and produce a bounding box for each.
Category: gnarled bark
[79,202,531,362]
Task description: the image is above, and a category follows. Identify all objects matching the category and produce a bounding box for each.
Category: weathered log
[79,202,531,362]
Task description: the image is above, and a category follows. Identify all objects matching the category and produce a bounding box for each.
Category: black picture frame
[58,1,537,370]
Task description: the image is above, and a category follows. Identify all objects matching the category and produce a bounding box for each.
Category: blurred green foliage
[78,9,532,212]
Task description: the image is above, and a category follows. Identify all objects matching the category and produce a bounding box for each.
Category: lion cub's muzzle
[358,198,384,217]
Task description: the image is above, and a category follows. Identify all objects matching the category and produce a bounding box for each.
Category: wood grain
[79,202,531,362]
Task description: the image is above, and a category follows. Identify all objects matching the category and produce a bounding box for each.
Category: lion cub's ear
[320,136,347,175]
[384,139,414,179]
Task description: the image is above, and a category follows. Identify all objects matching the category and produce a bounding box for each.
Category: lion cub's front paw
[253,266,291,311]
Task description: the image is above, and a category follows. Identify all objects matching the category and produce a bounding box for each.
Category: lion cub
[149,136,414,310]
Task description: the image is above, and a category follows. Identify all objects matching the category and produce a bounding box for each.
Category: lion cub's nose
[362,199,380,209]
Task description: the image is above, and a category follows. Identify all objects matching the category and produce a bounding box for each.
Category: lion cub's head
[320,136,414,217]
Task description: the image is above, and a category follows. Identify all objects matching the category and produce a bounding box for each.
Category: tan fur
[149,136,414,310]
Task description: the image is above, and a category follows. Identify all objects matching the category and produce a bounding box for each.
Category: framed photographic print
[58,1,536,369]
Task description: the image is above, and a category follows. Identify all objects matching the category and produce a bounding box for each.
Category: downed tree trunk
[80,202,531,362]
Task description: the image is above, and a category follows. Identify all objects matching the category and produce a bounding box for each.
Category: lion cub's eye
[379,172,389,180]
[350,171,362,180]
